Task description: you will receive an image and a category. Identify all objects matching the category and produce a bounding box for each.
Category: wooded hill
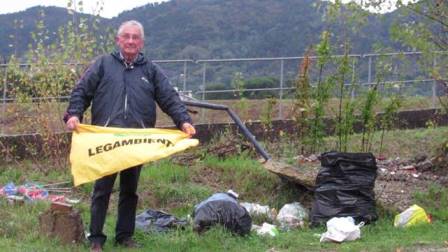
[0,0,404,60]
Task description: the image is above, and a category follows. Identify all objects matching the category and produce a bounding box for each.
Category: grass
[1,126,448,251]
[414,184,448,222]
[0,197,447,251]
[267,125,448,160]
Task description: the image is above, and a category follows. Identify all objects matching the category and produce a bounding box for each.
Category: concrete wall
[1,109,447,163]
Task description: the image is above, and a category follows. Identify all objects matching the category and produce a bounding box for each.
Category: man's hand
[66,116,80,132]
[181,122,196,137]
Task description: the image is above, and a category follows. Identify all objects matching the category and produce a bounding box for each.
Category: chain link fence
[1,51,447,135]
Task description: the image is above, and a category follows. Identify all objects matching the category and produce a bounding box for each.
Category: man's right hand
[66,116,80,131]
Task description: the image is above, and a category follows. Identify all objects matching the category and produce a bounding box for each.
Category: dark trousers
[88,165,142,245]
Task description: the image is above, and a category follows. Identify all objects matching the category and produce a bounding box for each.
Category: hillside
[0,0,401,60]
[0,6,106,59]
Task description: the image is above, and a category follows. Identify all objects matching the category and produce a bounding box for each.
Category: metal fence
[1,51,447,135]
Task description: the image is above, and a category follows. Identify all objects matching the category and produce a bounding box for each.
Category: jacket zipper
[124,93,128,120]
[140,119,146,128]
[123,65,128,120]
[104,117,111,127]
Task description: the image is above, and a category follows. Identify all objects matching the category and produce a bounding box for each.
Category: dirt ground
[375,155,448,212]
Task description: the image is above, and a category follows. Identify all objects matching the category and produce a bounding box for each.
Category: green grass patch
[138,160,212,214]
[0,199,82,252]
[414,184,448,221]
[0,161,72,186]
[276,126,448,158]
[141,160,190,184]
[200,155,280,201]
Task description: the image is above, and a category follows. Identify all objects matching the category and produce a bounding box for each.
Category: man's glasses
[119,34,142,41]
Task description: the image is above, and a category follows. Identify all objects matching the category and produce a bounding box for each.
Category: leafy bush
[243,77,279,99]
[204,82,234,100]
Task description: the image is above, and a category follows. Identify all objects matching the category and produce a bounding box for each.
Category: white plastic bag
[276,202,308,230]
[252,222,279,237]
[320,217,364,243]
[240,202,276,221]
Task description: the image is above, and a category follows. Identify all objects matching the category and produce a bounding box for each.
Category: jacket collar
[111,50,147,66]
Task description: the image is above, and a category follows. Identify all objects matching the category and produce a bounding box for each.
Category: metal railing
[1,51,447,135]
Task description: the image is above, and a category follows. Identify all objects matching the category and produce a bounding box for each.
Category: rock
[39,202,84,244]
[262,160,318,190]
[414,154,427,163]
[415,160,433,172]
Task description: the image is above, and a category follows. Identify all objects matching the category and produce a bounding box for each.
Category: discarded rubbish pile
[246,202,309,237]
[0,181,77,204]
[376,154,448,212]
[189,190,310,237]
[259,153,434,243]
[134,190,310,237]
[263,152,448,213]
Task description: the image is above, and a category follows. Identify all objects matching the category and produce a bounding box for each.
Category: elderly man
[64,20,195,252]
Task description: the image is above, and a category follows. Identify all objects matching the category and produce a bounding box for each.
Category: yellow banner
[70,124,199,186]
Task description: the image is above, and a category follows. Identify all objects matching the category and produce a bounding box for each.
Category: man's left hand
[181,122,196,137]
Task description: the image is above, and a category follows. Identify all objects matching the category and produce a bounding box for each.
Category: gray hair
[117,20,145,39]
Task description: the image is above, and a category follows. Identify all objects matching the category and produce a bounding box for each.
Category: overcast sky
[0,0,170,18]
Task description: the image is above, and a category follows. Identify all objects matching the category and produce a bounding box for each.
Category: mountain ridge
[0,0,401,60]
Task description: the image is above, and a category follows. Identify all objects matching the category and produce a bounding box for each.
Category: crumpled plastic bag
[320,217,364,243]
[0,182,17,196]
[276,202,308,230]
[135,209,188,233]
[252,222,279,237]
[394,204,431,228]
[240,202,276,221]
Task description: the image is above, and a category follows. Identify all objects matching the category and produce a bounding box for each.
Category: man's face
[116,25,144,59]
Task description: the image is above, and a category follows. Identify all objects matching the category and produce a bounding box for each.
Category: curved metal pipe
[183,100,271,161]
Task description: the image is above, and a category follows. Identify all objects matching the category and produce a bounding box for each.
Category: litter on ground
[0,181,77,204]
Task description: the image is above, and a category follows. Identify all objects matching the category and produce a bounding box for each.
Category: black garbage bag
[135,209,188,233]
[193,192,252,236]
[311,151,378,226]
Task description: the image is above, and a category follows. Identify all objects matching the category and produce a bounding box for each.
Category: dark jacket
[64,51,192,129]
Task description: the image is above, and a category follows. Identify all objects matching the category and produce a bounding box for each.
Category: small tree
[359,0,448,108]
[2,0,114,168]
[291,50,312,154]
[231,72,249,121]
